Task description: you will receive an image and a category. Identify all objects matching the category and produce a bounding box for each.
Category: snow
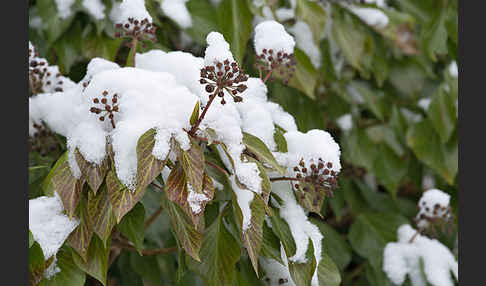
[422,174,436,190]
[271,181,323,285]
[416,189,451,229]
[44,258,61,279]
[336,113,353,131]
[29,194,79,259]
[383,224,458,286]
[289,21,321,68]
[30,16,43,29]
[54,0,75,19]
[230,175,254,231]
[449,61,458,78]
[347,6,389,29]
[161,0,192,28]
[275,8,295,21]
[418,98,432,111]
[110,0,152,25]
[187,183,209,214]
[365,0,387,8]
[204,32,235,66]
[82,0,106,20]
[260,245,296,286]
[254,21,295,57]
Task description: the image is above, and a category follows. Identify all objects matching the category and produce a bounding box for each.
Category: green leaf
[348,212,408,260]
[428,86,456,143]
[422,3,449,61]
[72,235,110,286]
[285,48,319,99]
[232,190,266,276]
[187,210,241,286]
[310,218,352,272]
[274,126,288,153]
[190,101,200,125]
[406,120,457,184]
[166,162,188,206]
[366,125,405,157]
[242,132,286,175]
[75,149,107,194]
[29,241,46,285]
[161,190,203,261]
[216,0,253,64]
[37,0,75,45]
[185,0,220,44]
[40,246,86,286]
[317,252,341,286]
[180,137,205,193]
[43,152,69,196]
[118,203,146,255]
[106,170,148,223]
[87,186,116,247]
[343,128,378,171]
[29,230,34,248]
[51,159,85,218]
[136,128,168,193]
[351,81,387,121]
[68,196,94,261]
[260,222,284,264]
[373,145,408,198]
[129,252,161,284]
[295,0,327,43]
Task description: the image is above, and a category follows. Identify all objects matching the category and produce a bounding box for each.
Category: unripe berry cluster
[255,48,296,84]
[29,45,65,95]
[415,200,453,231]
[292,158,339,201]
[115,17,156,44]
[89,90,120,129]
[199,59,249,105]
[29,123,61,157]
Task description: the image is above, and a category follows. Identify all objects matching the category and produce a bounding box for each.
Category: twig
[409,230,421,243]
[189,90,219,136]
[183,129,223,145]
[130,37,137,67]
[269,176,300,182]
[263,69,274,84]
[145,206,163,230]
[206,160,230,177]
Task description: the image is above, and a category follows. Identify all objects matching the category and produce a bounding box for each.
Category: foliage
[29,0,458,285]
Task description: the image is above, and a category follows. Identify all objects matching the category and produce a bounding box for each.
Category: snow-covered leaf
[40,246,86,286]
[75,148,108,194]
[242,132,286,175]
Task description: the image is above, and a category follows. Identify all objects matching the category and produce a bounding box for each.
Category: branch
[189,90,218,136]
[269,176,300,182]
[263,69,274,84]
[145,206,163,230]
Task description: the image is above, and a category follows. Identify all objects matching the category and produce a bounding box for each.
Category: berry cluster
[255,48,296,84]
[89,91,120,129]
[264,277,288,285]
[29,45,65,95]
[199,59,249,105]
[292,158,339,201]
[29,123,61,157]
[115,17,156,44]
[415,201,453,234]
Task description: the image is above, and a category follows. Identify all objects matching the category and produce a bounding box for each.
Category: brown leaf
[166,162,188,206]
[75,148,108,194]
[136,128,167,193]
[106,170,147,223]
[88,186,116,247]
[51,160,85,218]
[68,197,93,261]
[180,137,205,193]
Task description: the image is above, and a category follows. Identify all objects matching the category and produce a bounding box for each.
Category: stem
[183,129,222,145]
[263,69,274,84]
[409,230,421,243]
[206,160,230,177]
[145,206,163,230]
[130,37,137,67]
[269,176,300,182]
[150,182,164,192]
[189,90,219,136]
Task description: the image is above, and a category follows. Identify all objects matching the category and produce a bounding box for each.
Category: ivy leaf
[295,0,327,43]
[180,137,205,193]
[117,203,146,255]
[42,151,69,196]
[136,128,167,193]
[351,81,387,121]
[406,120,457,184]
[37,0,75,45]
[274,126,288,153]
[373,145,408,199]
[29,230,34,248]
[242,132,286,175]
[428,86,456,143]
[187,209,241,286]
[260,222,284,265]
[106,170,148,223]
[317,252,342,286]
[366,125,405,157]
[216,0,253,64]
[29,241,46,285]
[284,49,319,100]
[87,186,116,247]
[166,162,188,206]
[75,149,107,195]
[232,190,265,276]
[39,246,86,286]
[184,173,216,229]
[161,190,203,262]
[68,196,94,262]
[72,235,110,286]
[51,159,85,219]
[190,101,200,125]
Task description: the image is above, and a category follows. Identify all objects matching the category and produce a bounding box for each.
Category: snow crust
[336,113,353,131]
[383,224,458,286]
[254,21,295,56]
[416,189,451,229]
[29,194,79,259]
[449,61,458,78]
[347,5,389,28]
[82,0,106,20]
[204,32,235,66]
[260,245,296,286]
[161,0,192,28]
[418,98,432,111]
[187,183,209,214]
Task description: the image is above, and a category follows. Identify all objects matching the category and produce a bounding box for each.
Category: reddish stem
[269,177,300,182]
[189,89,218,136]
[263,69,274,84]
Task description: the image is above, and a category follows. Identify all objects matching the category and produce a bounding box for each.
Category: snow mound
[254,20,295,56]
[110,0,152,25]
[161,0,192,28]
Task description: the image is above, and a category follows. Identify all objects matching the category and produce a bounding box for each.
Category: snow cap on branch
[254,20,295,56]
[204,32,235,66]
